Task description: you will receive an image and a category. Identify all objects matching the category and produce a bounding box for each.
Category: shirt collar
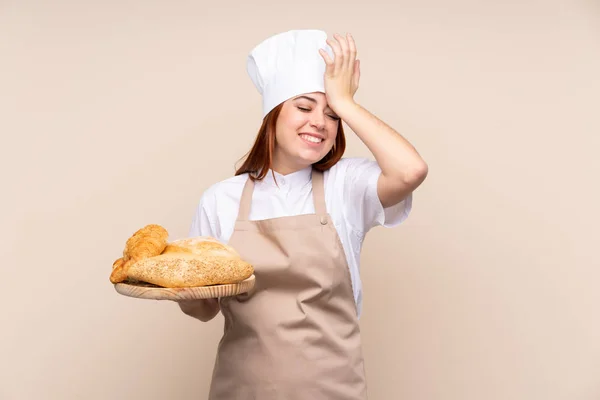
[259,166,313,188]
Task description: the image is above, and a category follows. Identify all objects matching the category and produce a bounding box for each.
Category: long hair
[235,103,346,181]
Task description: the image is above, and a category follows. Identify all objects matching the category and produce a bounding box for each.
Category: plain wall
[2,1,599,399]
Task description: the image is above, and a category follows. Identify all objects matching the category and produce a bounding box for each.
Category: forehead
[289,92,328,105]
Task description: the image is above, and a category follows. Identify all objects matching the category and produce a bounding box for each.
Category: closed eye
[297,107,340,121]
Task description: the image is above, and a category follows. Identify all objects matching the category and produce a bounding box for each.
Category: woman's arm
[177,298,220,322]
[320,33,428,208]
[335,101,428,208]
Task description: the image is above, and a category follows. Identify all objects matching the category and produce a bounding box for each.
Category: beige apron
[208,168,368,399]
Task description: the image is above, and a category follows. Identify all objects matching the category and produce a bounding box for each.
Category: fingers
[318,48,334,66]
[334,33,348,56]
[346,33,357,69]
[353,59,360,87]
[325,33,357,73]
[318,48,335,77]
[326,37,342,73]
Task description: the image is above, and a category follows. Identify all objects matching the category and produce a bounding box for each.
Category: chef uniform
[187,30,413,400]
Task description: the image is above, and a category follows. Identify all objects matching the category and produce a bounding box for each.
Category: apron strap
[237,174,255,221]
[311,168,327,215]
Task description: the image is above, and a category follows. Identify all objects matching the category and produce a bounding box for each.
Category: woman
[178,29,428,399]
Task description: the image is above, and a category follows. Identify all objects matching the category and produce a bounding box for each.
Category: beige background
[2,1,599,399]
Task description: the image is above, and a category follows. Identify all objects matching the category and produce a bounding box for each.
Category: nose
[310,112,326,131]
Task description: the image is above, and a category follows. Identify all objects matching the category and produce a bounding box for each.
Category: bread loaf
[126,249,253,288]
[111,227,253,288]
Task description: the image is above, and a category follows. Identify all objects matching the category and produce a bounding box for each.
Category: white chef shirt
[188,157,412,318]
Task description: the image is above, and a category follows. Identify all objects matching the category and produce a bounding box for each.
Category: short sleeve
[188,191,219,238]
[337,157,412,233]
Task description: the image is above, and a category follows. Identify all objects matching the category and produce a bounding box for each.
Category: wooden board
[114,275,255,301]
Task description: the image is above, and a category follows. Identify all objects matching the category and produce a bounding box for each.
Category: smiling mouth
[299,134,324,144]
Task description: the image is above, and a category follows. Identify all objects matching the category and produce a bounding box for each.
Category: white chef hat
[246,29,334,118]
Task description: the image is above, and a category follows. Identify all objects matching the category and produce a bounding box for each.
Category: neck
[271,153,310,176]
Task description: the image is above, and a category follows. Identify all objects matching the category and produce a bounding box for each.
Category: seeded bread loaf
[126,237,254,288]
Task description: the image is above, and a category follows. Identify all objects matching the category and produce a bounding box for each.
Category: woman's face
[272,92,340,174]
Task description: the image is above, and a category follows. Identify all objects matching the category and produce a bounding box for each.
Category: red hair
[235,103,346,181]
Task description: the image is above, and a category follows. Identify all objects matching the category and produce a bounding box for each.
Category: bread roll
[125,236,254,288]
[110,224,169,284]
[162,236,243,258]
